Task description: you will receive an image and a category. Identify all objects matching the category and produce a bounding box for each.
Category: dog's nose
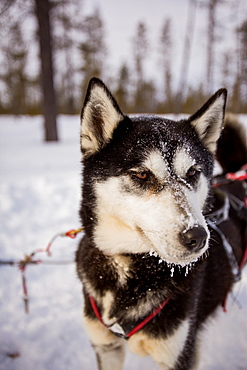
[180,226,208,252]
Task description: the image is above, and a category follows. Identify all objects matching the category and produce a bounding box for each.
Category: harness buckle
[108,323,127,338]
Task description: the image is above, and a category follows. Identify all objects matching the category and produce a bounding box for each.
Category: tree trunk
[35,0,58,141]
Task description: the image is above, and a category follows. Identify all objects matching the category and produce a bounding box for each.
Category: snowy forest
[0,0,247,127]
[1,1,247,369]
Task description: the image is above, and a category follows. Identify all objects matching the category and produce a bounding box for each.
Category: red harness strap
[89,295,105,325]
[127,297,170,338]
[213,164,247,188]
[89,295,170,339]
[225,164,247,182]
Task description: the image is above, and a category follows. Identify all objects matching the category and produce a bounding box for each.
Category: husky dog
[76,78,247,370]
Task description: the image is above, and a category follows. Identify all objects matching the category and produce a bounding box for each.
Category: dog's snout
[180,226,207,252]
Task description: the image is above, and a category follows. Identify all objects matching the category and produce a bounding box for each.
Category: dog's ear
[189,88,227,154]
[80,78,124,157]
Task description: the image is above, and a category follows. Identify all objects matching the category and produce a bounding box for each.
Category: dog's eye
[186,167,201,178]
[134,172,149,180]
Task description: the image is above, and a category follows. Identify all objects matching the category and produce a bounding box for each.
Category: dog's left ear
[80,78,125,157]
[189,88,227,154]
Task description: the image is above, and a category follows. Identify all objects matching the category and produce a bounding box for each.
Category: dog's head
[80,78,227,267]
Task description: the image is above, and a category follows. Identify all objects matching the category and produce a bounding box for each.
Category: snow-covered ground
[0,114,246,370]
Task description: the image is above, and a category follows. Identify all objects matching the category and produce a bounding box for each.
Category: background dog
[76,78,247,370]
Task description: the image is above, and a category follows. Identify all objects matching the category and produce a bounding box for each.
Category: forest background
[0,0,247,141]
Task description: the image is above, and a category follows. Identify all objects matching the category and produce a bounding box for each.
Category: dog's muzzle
[180,226,208,252]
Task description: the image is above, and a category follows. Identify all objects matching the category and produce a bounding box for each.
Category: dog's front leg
[83,316,125,370]
[93,341,125,370]
[128,319,191,370]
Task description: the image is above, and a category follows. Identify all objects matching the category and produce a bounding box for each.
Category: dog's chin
[150,245,209,268]
[141,229,209,268]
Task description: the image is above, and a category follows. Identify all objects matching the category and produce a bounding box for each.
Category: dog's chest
[86,254,170,325]
[111,254,132,285]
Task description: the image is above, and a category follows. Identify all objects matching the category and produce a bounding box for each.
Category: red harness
[89,295,170,339]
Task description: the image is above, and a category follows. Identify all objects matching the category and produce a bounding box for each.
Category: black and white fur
[76,78,247,370]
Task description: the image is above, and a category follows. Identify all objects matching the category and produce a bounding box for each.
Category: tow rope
[0,227,84,313]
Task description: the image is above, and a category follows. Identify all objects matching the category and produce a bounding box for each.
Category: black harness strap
[206,188,242,282]
[207,169,247,311]
[207,219,241,282]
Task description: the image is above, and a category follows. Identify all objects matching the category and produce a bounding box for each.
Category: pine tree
[132,21,150,112]
[176,0,197,113]
[0,0,38,114]
[0,22,28,114]
[204,0,225,94]
[114,63,131,113]
[237,19,247,111]
[80,8,107,100]
[159,18,173,112]
[52,0,85,114]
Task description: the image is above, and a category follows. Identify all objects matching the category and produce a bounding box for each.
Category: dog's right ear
[80,78,125,157]
[189,88,227,155]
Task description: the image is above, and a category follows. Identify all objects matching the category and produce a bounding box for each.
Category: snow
[0,114,247,370]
